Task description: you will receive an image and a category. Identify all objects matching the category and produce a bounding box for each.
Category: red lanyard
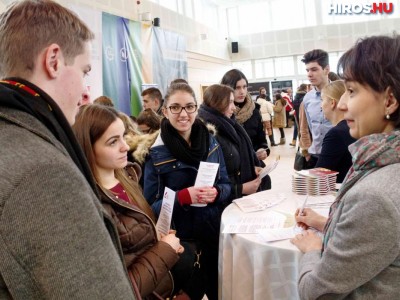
[0,79,40,97]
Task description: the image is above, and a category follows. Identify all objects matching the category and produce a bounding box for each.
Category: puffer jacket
[99,164,179,299]
[143,133,231,243]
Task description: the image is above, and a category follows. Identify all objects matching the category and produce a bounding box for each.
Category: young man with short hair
[141,87,163,114]
[299,49,333,168]
[0,1,136,298]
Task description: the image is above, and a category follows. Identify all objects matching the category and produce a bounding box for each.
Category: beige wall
[187,52,231,103]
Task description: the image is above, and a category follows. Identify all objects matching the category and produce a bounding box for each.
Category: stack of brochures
[292,168,338,196]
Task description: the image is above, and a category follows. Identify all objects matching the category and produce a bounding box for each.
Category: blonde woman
[316,80,356,182]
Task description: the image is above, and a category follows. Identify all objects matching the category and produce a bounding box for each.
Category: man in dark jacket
[0,1,136,298]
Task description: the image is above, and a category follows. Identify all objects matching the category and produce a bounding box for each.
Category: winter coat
[256,98,274,122]
[99,164,178,299]
[197,105,260,200]
[293,91,306,118]
[273,99,287,128]
[143,133,231,243]
[0,85,135,299]
[281,92,293,112]
[126,131,159,166]
[236,100,269,153]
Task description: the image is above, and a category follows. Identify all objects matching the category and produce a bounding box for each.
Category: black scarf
[160,118,209,168]
[0,78,98,194]
[197,104,257,181]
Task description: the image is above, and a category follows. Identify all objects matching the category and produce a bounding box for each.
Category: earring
[386,113,390,120]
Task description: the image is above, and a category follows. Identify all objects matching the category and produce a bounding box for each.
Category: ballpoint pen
[299,195,309,216]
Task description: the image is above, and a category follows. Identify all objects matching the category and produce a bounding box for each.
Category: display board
[271,80,293,96]
[248,82,270,98]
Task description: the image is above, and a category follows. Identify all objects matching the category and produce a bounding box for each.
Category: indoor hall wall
[62,0,232,98]
[232,18,400,61]
[0,0,232,98]
[187,52,231,103]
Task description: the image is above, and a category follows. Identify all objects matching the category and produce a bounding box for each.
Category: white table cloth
[218,190,330,300]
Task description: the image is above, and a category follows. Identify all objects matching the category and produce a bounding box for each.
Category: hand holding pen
[295,196,327,232]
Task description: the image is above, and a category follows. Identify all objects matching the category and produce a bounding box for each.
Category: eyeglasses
[167,104,197,114]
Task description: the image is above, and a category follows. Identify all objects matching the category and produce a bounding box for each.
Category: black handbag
[294,147,306,171]
[170,241,206,300]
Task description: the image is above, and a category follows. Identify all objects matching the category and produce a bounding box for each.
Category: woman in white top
[256,89,277,146]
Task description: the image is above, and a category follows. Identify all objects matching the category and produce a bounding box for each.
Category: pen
[299,195,308,216]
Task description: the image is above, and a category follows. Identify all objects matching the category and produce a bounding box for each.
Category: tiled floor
[265,126,297,192]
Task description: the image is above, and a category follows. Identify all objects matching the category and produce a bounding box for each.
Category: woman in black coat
[198,84,267,201]
[220,69,271,190]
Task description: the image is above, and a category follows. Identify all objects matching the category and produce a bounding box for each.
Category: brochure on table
[222,210,287,234]
[233,192,286,213]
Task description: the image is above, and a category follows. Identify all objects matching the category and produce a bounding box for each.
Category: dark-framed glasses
[167,104,197,114]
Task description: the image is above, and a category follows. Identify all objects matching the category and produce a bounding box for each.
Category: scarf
[234,94,255,124]
[322,130,400,252]
[197,105,257,182]
[0,78,98,194]
[160,118,209,168]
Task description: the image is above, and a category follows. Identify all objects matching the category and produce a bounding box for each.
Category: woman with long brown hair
[143,83,231,300]
[73,104,186,299]
[198,84,264,200]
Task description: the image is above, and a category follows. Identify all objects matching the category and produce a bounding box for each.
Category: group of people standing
[1,1,399,299]
[74,69,273,299]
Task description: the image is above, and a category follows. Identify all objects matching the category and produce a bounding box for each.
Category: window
[184,0,193,18]
[193,0,203,22]
[159,0,177,12]
[328,52,344,75]
[236,2,269,35]
[227,0,317,35]
[254,59,274,78]
[232,61,253,80]
[274,56,294,77]
[296,55,307,75]
[227,7,239,36]
[177,0,184,15]
[271,0,316,31]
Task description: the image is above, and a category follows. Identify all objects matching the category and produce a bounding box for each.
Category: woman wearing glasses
[143,83,231,300]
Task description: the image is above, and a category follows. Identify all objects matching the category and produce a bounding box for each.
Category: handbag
[171,241,206,300]
[294,147,306,171]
